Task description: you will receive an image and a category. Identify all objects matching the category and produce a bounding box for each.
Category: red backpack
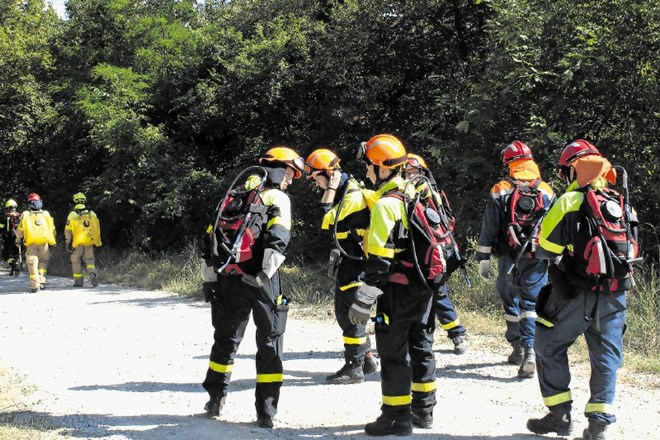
[387,176,454,290]
[580,185,639,290]
[505,178,547,254]
[207,166,269,275]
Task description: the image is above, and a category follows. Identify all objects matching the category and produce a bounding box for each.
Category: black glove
[348,299,374,325]
[202,282,219,303]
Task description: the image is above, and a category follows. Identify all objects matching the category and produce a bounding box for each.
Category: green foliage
[626,264,660,358]
[0,0,656,261]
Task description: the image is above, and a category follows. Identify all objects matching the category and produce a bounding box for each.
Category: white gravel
[0,272,659,439]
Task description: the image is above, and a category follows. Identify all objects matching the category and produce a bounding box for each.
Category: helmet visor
[356,142,372,165]
[290,156,305,179]
[408,156,423,168]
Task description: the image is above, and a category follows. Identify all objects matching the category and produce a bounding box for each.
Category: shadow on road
[0,408,567,440]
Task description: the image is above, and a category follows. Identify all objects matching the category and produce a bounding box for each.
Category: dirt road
[0,273,658,439]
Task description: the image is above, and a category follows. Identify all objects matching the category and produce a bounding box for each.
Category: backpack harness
[332,177,369,261]
[208,166,269,275]
[504,177,548,258]
[572,167,640,332]
[385,175,455,293]
[579,168,640,292]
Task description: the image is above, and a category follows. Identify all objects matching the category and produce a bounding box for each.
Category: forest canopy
[1,0,658,260]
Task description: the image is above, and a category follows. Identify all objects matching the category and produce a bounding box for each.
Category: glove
[202,282,218,302]
[242,271,269,288]
[66,242,72,253]
[327,170,342,190]
[348,299,374,325]
[262,249,285,278]
[348,283,382,325]
[478,259,494,281]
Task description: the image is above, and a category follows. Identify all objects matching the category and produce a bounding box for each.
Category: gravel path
[0,272,658,439]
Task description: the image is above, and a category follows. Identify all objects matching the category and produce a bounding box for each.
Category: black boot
[518,347,536,378]
[256,414,274,429]
[326,360,364,384]
[452,335,468,354]
[365,415,412,436]
[362,351,379,375]
[411,411,433,429]
[527,411,573,436]
[507,345,525,364]
[204,396,225,418]
[583,420,607,440]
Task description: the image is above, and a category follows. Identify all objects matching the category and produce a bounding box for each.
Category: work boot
[583,421,607,439]
[411,411,433,429]
[326,360,364,384]
[452,335,468,355]
[526,412,573,436]
[203,396,225,418]
[30,287,39,293]
[363,351,379,375]
[364,415,412,436]
[507,345,525,365]
[90,273,99,287]
[256,415,274,429]
[40,283,46,290]
[518,347,536,378]
[73,281,84,287]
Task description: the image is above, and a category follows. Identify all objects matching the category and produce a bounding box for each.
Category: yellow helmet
[4,199,17,209]
[407,153,428,170]
[358,134,407,169]
[259,146,305,179]
[304,149,340,176]
[73,192,87,204]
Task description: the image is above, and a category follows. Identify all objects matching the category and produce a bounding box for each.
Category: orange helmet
[407,153,428,170]
[304,148,340,176]
[358,134,407,169]
[501,140,533,164]
[259,146,305,179]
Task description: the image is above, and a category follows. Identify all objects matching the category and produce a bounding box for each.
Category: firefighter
[304,148,379,384]
[65,193,102,287]
[200,146,304,429]
[15,193,56,293]
[348,134,436,436]
[404,153,468,355]
[2,199,22,276]
[527,140,636,440]
[474,141,555,378]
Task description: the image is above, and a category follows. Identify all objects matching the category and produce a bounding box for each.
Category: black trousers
[335,258,372,363]
[202,272,289,418]
[375,282,436,419]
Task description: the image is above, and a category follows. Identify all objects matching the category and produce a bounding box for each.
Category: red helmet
[27,193,41,202]
[559,139,601,166]
[501,140,533,164]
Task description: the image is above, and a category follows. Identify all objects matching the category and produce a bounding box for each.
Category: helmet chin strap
[374,165,399,188]
[569,166,577,185]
